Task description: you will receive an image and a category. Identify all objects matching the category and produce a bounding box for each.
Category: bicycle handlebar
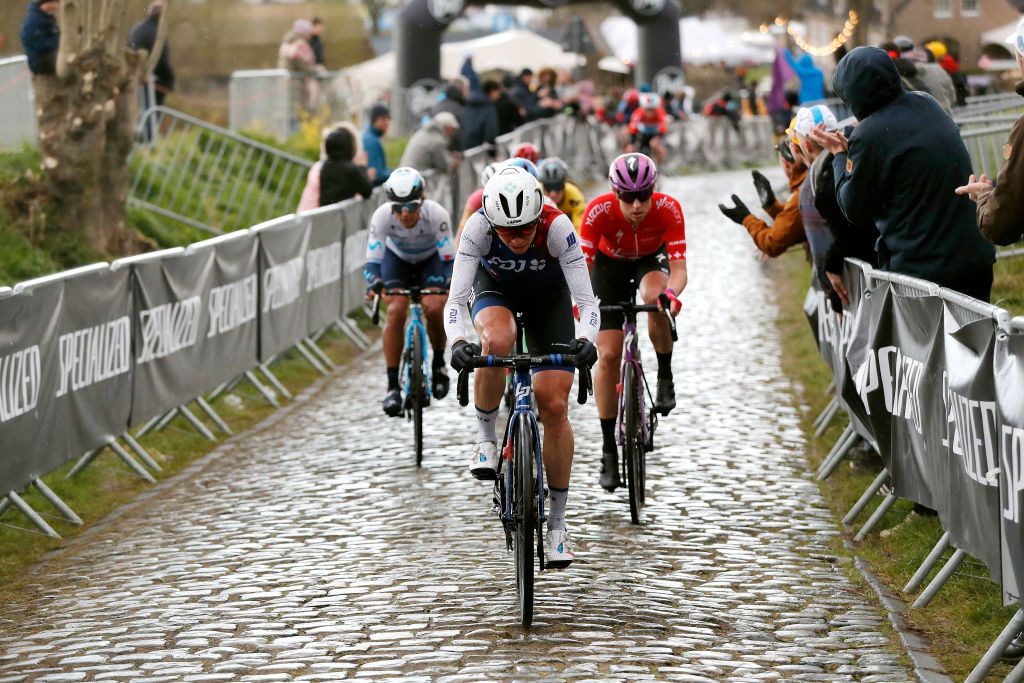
[456,355,593,407]
[599,294,678,342]
[370,287,448,325]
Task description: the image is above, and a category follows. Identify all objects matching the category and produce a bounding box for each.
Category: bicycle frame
[617,318,653,449]
[403,300,431,399]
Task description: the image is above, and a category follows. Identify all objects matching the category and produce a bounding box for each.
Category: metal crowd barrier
[229,69,355,141]
[811,257,1022,682]
[0,56,38,150]
[128,106,313,234]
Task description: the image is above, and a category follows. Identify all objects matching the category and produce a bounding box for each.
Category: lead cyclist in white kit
[445,166,600,567]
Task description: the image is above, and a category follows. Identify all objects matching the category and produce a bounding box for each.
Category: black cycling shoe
[655,377,676,415]
[382,389,403,417]
[432,365,450,399]
[600,447,621,492]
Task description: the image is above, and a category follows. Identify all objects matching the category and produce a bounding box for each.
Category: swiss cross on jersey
[478,205,563,285]
[580,191,687,262]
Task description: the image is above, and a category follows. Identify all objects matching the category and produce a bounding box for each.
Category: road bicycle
[372,286,447,466]
[457,314,592,627]
[599,293,677,524]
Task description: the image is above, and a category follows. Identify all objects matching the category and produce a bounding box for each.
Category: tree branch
[57,0,83,79]
[144,0,171,77]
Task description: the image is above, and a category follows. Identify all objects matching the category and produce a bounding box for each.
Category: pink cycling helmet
[608,153,657,193]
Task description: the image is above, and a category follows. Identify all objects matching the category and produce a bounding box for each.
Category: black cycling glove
[718,194,751,225]
[752,170,776,209]
[450,340,481,372]
[569,338,598,368]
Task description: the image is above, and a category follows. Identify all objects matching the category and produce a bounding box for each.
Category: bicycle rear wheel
[623,363,645,525]
[512,413,535,627]
[409,333,425,467]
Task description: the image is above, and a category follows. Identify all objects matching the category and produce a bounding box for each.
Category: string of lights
[759,10,859,58]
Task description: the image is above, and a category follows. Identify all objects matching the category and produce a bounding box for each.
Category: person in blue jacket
[20,0,60,76]
[784,48,826,103]
[362,104,392,187]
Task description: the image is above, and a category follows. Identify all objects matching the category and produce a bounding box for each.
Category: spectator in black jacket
[511,68,542,121]
[811,46,995,301]
[129,1,174,106]
[431,78,468,152]
[496,76,525,135]
[309,17,325,66]
[319,126,373,206]
[20,0,59,76]
[463,80,500,152]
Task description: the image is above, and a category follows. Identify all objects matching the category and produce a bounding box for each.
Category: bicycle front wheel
[409,332,425,467]
[512,413,535,627]
[623,363,645,525]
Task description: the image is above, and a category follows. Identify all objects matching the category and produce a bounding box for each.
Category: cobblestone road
[0,171,914,682]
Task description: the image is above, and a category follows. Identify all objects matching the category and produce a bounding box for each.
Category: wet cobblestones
[0,172,913,681]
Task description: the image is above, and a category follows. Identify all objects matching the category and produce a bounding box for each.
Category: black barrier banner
[259,217,309,362]
[848,285,944,510]
[0,267,132,494]
[303,209,342,336]
[938,314,1002,582]
[131,235,260,424]
[998,330,1024,606]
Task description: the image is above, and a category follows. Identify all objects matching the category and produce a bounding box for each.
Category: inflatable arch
[396,0,682,88]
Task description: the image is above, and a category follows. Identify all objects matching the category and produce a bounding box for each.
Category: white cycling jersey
[365,199,456,265]
[444,208,600,345]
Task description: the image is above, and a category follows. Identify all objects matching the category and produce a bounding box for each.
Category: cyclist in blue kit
[445,165,600,567]
[365,167,456,416]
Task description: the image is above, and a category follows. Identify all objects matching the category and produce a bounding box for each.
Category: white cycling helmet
[478,161,503,188]
[639,92,660,110]
[482,166,544,228]
[385,167,425,203]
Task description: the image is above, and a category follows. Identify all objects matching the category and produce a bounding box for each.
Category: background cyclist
[579,153,686,492]
[364,167,456,416]
[627,93,669,163]
[445,166,600,568]
[538,157,587,231]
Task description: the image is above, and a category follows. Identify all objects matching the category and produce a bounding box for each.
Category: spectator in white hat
[400,112,462,175]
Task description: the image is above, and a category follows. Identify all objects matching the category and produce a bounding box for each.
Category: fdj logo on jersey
[488,257,546,273]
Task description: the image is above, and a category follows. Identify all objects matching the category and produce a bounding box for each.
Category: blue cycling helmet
[504,157,540,179]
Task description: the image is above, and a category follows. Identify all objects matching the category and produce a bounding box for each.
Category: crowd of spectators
[721,22,1024,313]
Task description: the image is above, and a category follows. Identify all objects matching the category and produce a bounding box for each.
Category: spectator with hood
[956,17,1024,247]
[431,76,469,151]
[496,75,525,134]
[20,0,60,76]
[811,46,995,301]
[463,80,500,152]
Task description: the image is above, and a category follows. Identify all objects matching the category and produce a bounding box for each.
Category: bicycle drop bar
[599,294,678,342]
[456,355,593,407]
[370,287,448,325]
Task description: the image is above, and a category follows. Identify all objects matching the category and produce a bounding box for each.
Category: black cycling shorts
[381,248,448,289]
[591,247,669,331]
[469,268,574,372]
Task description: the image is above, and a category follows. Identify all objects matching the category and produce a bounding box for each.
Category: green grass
[0,321,378,603]
[994,252,1024,315]
[384,137,409,170]
[770,250,1018,680]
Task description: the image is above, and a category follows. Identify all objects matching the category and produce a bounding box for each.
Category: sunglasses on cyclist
[543,183,565,193]
[391,200,422,214]
[616,188,653,204]
[494,219,539,236]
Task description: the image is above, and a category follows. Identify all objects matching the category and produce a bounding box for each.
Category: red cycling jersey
[463,188,484,216]
[628,107,668,136]
[579,192,686,263]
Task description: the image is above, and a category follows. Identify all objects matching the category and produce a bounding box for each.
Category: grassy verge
[994,252,1024,315]
[770,250,1018,680]
[0,321,377,604]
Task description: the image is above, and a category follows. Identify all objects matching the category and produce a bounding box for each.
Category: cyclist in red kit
[579,152,687,491]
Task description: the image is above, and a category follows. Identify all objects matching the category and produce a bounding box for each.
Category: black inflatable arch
[396,0,682,88]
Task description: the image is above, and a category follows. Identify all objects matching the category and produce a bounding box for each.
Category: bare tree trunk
[37,0,167,255]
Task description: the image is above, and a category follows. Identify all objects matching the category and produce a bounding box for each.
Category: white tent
[600,15,774,66]
[338,30,583,107]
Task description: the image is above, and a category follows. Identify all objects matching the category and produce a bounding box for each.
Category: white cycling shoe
[469,441,499,480]
[545,527,575,569]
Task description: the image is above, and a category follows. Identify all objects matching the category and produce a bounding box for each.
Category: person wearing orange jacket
[718,137,807,257]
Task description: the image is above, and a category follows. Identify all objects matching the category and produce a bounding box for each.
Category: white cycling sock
[475,405,498,443]
[548,487,568,531]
